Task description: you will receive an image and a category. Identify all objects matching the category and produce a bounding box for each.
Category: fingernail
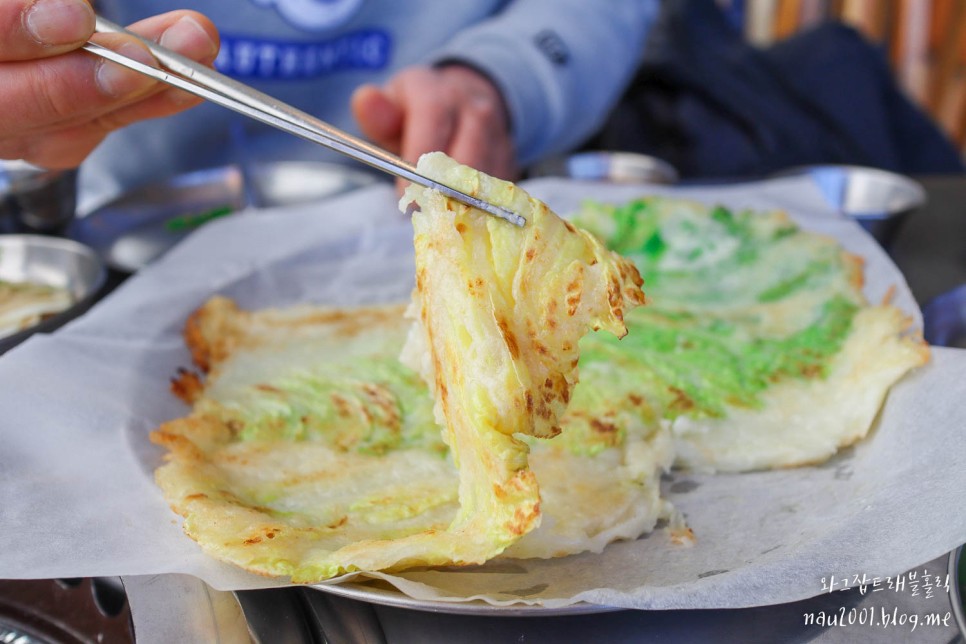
[24,0,95,46]
[95,42,156,97]
[159,16,217,61]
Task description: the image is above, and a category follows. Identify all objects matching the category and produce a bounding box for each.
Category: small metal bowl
[529,151,679,184]
[0,235,106,353]
[922,284,966,349]
[0,161,79,234]
[773,165,926,247]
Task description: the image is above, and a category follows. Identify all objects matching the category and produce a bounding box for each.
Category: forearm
[426,0,660,164]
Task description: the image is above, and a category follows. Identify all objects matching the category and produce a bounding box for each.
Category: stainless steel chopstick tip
[464,200,525,227]
[486,205,526,227]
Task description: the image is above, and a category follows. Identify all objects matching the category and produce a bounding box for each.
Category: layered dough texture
[153,153,654,581]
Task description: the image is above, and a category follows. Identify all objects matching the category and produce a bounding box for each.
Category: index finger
[0,0,95,61]
[390,70,457,165]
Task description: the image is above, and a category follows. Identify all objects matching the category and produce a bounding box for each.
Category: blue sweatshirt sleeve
[426,0,660,165]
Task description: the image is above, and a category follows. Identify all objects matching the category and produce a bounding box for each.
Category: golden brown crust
[179,297,409,396]
[150,425,205,461]
[842,251,866,292]
[183,297,242,373]
[151,415,233,457]
[183,303,214,373]
[170,368,204,405]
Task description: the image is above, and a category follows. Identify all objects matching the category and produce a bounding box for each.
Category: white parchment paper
[1,176,963,610]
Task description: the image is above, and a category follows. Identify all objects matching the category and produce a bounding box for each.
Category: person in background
[0,0,659,210]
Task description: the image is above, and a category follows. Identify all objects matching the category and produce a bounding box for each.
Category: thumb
[351,84,403,152]
[0,0,95,61]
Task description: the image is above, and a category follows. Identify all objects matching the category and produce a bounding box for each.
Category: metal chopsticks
[82,17,525,227]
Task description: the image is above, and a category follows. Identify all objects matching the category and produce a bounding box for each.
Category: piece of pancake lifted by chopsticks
[151,152,649,582]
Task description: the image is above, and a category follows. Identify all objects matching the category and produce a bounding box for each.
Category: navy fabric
[589,0,965,179]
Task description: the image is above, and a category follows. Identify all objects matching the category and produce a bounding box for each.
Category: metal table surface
[122,173,966,644]
[120,553,960,644]
[891,175,966,307]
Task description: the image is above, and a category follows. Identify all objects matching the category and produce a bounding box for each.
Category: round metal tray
[950,546,966,639]
[70,161,379,273]
[310,579,620,617]
[772,165,926,247]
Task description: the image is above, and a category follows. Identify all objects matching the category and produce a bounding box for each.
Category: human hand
[351,64,517,185]
[0,0,219,169]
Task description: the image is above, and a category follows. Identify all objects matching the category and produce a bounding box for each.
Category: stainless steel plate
[310,580,619,616]
[0,235,106,353]
[70,161,380,273]
[951,546,966,638]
